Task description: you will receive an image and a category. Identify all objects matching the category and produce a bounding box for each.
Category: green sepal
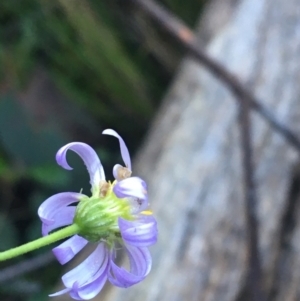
[74,192,132,243]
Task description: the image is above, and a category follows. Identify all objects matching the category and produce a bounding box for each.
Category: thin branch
[0,251,54,284]
[130,0,300,153]
[238,99,266,301]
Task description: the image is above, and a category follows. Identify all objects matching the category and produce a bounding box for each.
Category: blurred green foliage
[0,0,205,300]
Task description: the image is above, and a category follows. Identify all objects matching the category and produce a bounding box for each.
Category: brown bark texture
[53,0,300,300]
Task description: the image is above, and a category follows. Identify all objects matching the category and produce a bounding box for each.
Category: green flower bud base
[75,189,132,243]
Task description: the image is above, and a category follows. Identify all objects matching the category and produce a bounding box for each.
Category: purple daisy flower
[38,129,158,300]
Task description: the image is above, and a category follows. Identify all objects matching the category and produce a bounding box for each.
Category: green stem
[0,223,80,261]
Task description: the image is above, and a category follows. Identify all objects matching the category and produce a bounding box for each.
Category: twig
[238,99,266,301]
[0,251,54,284]
[130,0,300,153]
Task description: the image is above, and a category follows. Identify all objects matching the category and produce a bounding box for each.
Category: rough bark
[53,0,300,300]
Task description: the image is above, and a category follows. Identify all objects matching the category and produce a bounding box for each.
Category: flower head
[38,129,158,300]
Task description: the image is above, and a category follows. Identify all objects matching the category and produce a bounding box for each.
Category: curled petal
[38,192,83,235]
[112,164,132,181]
[42,206,76,236]
[52,243,109,300]
[113,164,122,180]
[69,290,82,300]
[109,245,152,288]
[53,235,89,265]
[119,216,158,247]
[113,177,148,212]
[49,288,71,298]
[102,129,131,170]
[75,262,109,300]
[56,142,105,191]
[62,243,107,287]
[50,288,82,301]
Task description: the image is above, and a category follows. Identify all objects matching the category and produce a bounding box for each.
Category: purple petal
[53,235,89,265]
[113,177,148,212]
[75,258,109,300]
[112,164,123,180]
[56,142,105,191]
[102,129,131,170]
[51,244,109,300]
[69,290,82,300]
[108,245,152,288]
[62,243,109,289]
[119,216,158,247]
[42,206,76,236]
[38,192,83,235]
[113,164,120,179]
[49,288,71,297]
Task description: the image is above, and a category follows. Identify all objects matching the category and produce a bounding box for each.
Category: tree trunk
[53,0,300,300]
